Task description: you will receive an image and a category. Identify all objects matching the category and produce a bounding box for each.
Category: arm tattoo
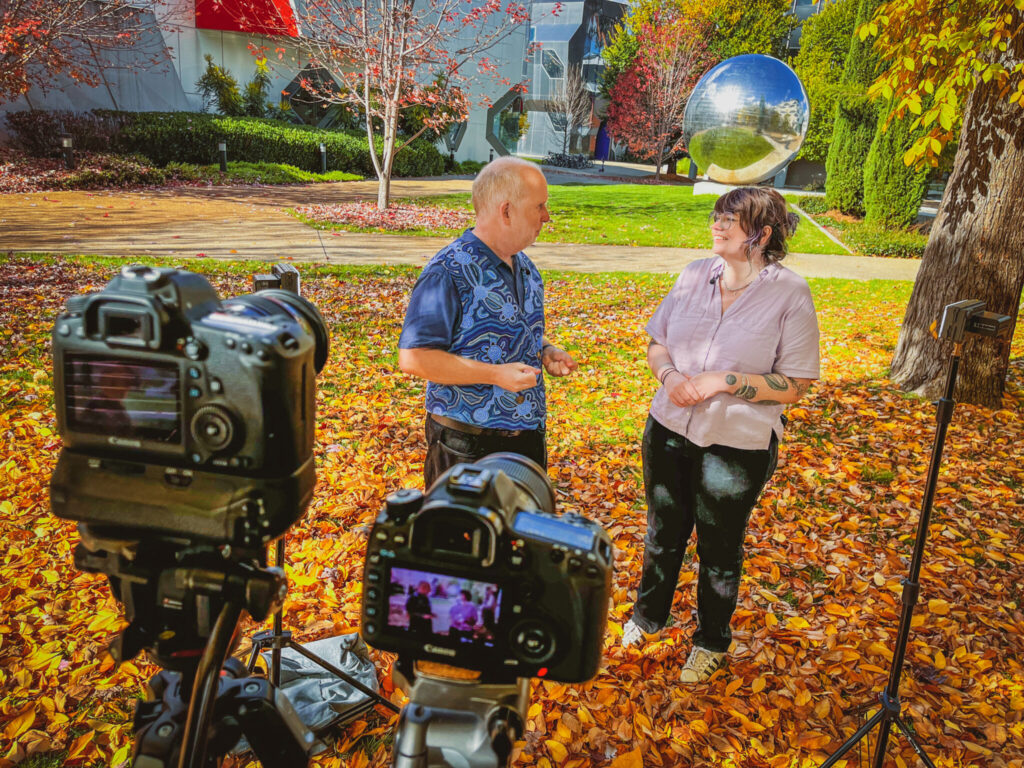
[763,373,790,392]
[787,376,810,397]
[725,374,737,385]
[734,374,758,400]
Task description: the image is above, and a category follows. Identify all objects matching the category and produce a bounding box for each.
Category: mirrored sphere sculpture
[682,54,810,185]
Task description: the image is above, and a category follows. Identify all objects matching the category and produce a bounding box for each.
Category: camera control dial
[191,406,238,453]
[511,620,555,664]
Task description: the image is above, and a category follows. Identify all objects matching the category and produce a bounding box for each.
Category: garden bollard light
[218,141,228,173]
[61,136,75,171]
[319,143,327,174]
[489,149,494,162]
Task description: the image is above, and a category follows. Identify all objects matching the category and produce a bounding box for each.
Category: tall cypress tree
[823,0,882,215]
[862,102,930,228]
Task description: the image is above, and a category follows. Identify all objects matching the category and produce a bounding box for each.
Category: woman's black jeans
[633,416,778,653]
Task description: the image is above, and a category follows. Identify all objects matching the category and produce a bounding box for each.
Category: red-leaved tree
[252,0,537,210]
[606,16,713,178]
[0,0,163,105]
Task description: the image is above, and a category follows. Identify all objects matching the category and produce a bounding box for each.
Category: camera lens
[223,291,330,374]
[475,453,555,515]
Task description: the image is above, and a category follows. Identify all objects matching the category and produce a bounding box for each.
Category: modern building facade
[0,0,528,164]
[511,0,628,159]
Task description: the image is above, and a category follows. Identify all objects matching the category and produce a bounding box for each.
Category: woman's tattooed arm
[729,372,813,405]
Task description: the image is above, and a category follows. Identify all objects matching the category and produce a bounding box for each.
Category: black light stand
[821,300,1011,768]
[244,263,399,728]
[244,535,401,725]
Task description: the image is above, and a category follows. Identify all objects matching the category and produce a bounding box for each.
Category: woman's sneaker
[621,619,652,649]
[679,646,727,683]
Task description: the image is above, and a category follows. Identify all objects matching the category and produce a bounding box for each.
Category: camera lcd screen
[513,511,595,551]
[387,567,501,648]
[65,356,181,442]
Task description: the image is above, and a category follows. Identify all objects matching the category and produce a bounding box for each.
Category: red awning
[195,0,298,37]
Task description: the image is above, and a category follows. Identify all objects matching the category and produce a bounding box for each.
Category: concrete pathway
[0,180,920,280]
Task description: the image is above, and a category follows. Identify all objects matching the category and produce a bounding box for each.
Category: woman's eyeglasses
[709,212,739,231]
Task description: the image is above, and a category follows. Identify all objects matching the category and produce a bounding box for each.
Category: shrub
[862,105,929,229]
[196,54,244,116]
[841,223,927,259]
[823,0,884,215]
[796,195,830,215]
[4,110,130,156]
[543,152,594,169]
[60,154,168,189]
[455,160,486,174]
[105,112,443,176]
[243,59,272,118]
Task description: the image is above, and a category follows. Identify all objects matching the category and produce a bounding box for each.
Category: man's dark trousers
[423,414,546,489]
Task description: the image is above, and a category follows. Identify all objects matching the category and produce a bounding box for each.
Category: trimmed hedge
[795,195,830,215]
[4,110,132,156]
[107,112,444,177]
[4,110,444,177]
[796,197,926,258]
[840,223,926,259]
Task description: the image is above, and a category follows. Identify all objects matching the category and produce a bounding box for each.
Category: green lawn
[303,184,842,254]
[688,127,774,171]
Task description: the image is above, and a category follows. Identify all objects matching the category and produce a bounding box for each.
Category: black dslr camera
[937,299,1011,343]
[51,263,329,547]
[49,264,330,768]
[361,453,612,684]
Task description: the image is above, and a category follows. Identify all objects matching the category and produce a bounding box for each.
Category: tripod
[821,340,967,768]
[244,536,401,729]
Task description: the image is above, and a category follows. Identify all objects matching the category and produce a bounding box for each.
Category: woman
[622,187,820,685]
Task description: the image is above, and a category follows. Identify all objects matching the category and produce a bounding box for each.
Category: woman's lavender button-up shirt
[646,257,820,451]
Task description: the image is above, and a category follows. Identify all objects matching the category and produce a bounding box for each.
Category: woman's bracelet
[657,365,677,384]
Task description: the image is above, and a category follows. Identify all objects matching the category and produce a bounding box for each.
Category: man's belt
[430,413,535,438]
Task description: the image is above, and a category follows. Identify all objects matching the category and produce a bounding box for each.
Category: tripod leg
[893,715,939,768]
[820,708,885,768]
[871,718,895,768]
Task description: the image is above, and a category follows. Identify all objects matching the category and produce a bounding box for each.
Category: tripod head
[392,659,529,768]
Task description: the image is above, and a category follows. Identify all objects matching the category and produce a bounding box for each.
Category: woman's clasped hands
[662,370,730,407]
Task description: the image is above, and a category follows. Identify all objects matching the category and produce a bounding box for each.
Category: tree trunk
[377,103,399,211]
[889,20,1024,407]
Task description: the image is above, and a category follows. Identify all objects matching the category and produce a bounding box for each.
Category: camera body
[361,455,612,684]
[50,265,327,547]
[938,299,1011,343]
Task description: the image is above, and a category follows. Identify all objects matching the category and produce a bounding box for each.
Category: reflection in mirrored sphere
[682,54,810,185]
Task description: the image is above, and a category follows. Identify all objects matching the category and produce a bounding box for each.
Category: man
[405,581,435,637]
[398,157,577,487]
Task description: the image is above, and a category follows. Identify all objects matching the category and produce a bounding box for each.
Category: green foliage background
[862,103,930,228]
[824,0,883,215]
[106,112,444,177]
[792,0,857,164]
[195,54,244,117]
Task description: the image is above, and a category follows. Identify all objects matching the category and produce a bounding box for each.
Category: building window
[542,50,564,81]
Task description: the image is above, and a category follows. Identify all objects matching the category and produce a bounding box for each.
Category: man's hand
[493,363,542,392]
[664,371,727,407]
[542,344,578,377]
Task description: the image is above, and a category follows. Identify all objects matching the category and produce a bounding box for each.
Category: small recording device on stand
[821,299,1010,768]
[50,263,332,767]
[362,453,614,768]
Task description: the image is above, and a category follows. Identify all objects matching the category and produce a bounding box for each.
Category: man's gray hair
[472,156,543,214]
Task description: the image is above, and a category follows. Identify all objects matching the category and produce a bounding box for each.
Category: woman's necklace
[719,272,758,293]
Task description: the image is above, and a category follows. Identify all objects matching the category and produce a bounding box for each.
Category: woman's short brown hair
[712,187,800,264]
